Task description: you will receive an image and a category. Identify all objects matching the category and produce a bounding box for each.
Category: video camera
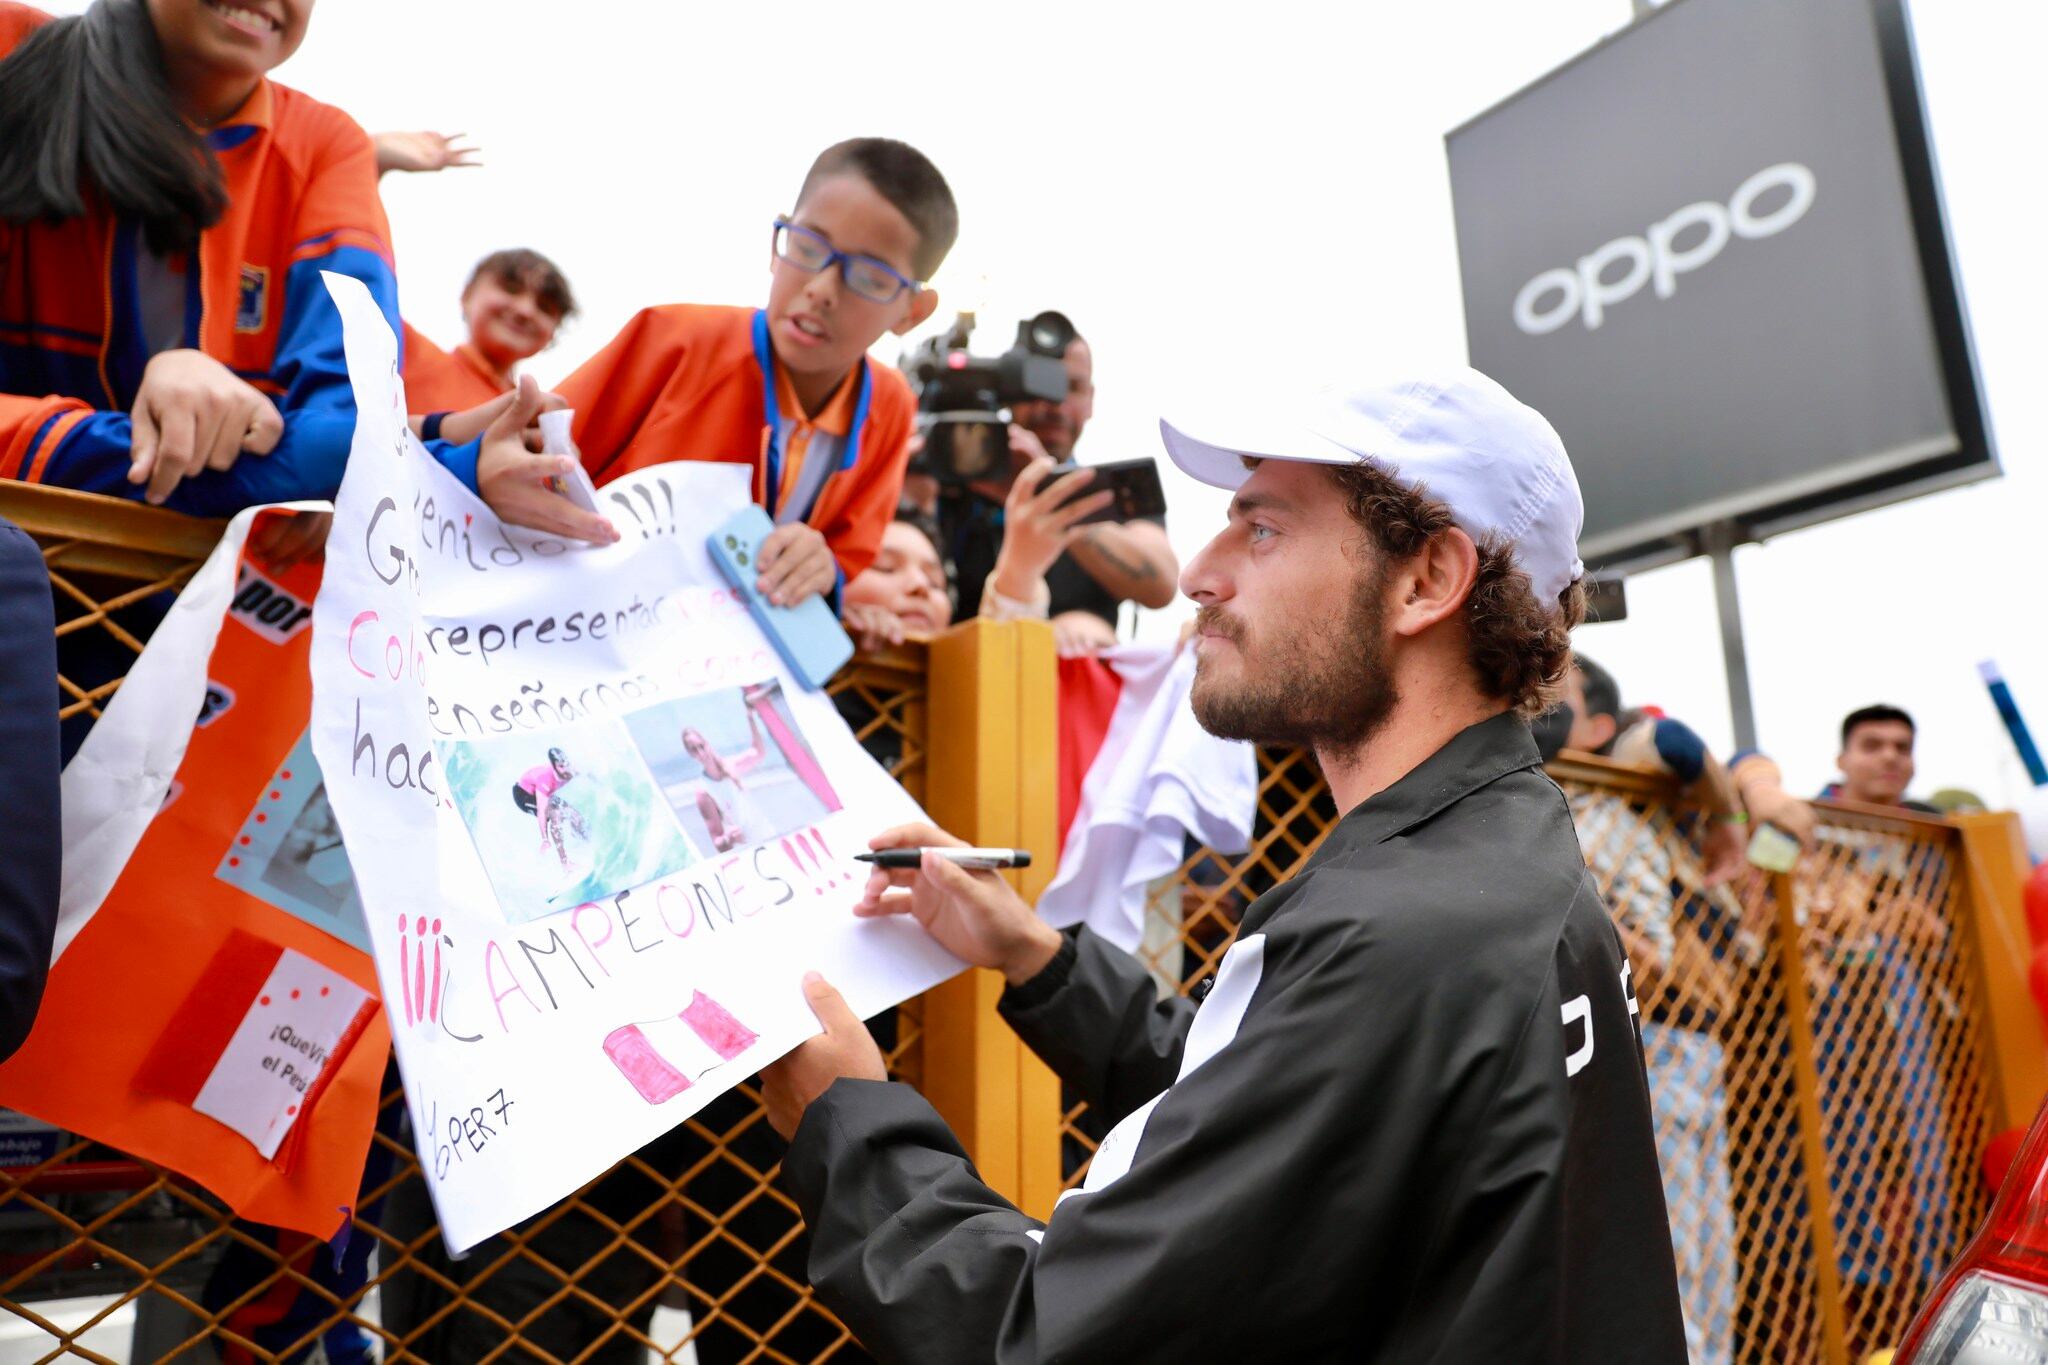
[903,310,1075,484]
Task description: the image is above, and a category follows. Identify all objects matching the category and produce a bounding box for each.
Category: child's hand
[432,386,566,449]
[756,523,835,607]
[476,377,617,544]
[127,349,283,505]
[843,602,906,651]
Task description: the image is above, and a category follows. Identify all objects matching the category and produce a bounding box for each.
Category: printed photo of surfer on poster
[439,718,699,924]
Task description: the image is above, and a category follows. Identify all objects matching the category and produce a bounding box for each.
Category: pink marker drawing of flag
[599,991,759,1105]
[602,1025,692,1105]
[681,989,758,1061]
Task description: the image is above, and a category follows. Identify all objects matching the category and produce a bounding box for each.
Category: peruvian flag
[1039,645,1257,951]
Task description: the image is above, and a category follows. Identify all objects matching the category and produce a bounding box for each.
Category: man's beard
[1190,565,1399,754]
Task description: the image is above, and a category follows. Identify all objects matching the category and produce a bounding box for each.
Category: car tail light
[1899,1097,2048,1361]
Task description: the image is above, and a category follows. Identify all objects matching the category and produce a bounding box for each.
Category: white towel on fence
[1037,645,1257,952]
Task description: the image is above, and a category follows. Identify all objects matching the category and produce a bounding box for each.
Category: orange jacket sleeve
[555,307,699,486]
[0,393,94,484]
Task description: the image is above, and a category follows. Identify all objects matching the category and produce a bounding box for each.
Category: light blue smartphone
[706,505,854,691]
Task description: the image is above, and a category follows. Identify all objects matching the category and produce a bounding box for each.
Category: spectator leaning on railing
[1560,652,1741,1365]
[1736,702,1955,1349]
[1815,702,1956,1329]
[1824,703,1940,813]
[840,503,953,653]
[1560,653,1748,884]
[923,328,1179,656]
[0,0,482,514]
[510,137,958,595]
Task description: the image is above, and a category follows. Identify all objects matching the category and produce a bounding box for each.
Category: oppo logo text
[1513,162,1817,336]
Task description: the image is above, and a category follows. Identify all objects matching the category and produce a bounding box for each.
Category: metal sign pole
[1703,521,1759,751]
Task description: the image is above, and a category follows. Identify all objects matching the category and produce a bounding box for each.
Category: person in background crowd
[841,504,952,651]
[481,138,958,598]
[372,128,479,177]
[1745,701,1953,1354]
[0,516,57,1063]
[0,0,481,513]
[1826,703,1939,812]
[1562,653,1741,1365]
[1561,655,1747,884]
[403,248,576,414]
[926,330,1178,655]
[1727,750,1818,849]
[762,369,1686,1360]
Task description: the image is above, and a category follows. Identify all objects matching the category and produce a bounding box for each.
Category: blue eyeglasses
[772,219,923,304]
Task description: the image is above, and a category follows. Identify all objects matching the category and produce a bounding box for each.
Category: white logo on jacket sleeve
[1562,994,1594,1077]
[1053,934,1268,1211]
[1562,955,1649,1079]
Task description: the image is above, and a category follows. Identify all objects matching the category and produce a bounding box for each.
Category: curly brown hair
[1327,461,1584,717]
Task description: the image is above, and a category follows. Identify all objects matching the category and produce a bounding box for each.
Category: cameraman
[930,334,1178,655]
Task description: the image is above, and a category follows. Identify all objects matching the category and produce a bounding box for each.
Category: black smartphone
[1047,457,1168,526]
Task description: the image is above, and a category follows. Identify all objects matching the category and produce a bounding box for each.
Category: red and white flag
[1039,645,1256,951]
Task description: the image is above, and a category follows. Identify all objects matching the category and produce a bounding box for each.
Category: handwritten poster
[310,274,961,1254]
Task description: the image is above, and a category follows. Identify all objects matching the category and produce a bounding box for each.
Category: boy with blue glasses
[477,137,954,610]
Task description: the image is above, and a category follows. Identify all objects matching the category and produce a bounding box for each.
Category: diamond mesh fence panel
[1058,751,1998,1365]
[0,493,932,1362]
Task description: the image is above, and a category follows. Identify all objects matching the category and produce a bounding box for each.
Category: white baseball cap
[1158,367,1586,607]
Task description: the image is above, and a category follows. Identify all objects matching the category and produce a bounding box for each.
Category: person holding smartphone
[934,331,1179,655]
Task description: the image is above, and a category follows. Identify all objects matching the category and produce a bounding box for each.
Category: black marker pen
[854,847,1033,871]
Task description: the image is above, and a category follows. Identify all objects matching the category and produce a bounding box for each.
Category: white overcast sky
[45,0,2048,808]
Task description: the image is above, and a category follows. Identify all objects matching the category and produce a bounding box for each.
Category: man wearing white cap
[760,369,1687,1361]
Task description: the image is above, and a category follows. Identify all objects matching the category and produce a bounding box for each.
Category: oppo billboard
[1447,0,1993,568]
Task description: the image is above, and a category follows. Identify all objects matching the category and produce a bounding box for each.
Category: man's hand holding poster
[311,274,959,1253]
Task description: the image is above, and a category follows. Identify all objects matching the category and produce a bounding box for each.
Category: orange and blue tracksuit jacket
[0,5,480,512]
[556,304,916,583]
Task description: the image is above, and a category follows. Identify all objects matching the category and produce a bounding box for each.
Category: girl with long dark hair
[0,1,483,514]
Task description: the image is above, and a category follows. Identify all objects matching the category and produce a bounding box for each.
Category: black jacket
[784,711,1686,1362]
[0,516,58,1061]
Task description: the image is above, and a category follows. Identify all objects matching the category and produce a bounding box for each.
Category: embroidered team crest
[236,265,268,333]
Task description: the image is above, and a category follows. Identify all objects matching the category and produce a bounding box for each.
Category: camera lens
[724,536,738,549]
[737,551,749,566]
[1022,310,1077,358]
